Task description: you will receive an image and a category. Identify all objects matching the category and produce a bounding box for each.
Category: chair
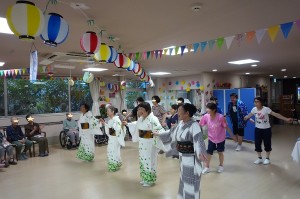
[2,128,22,161]
[30,131,48,157]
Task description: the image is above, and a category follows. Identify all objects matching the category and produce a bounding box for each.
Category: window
[71,81,93,112]
[7,79,69,115]
[125,81,146,109]
[0,78,4,116]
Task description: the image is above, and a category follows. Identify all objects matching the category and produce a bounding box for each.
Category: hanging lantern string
[30,42,38,53]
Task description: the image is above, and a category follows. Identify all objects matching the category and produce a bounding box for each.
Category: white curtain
[89,80,100,116]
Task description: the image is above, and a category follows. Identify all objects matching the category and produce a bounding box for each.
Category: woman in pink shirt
[200,103,235,174]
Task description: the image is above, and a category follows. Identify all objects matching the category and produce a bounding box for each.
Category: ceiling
[0,0,300,79]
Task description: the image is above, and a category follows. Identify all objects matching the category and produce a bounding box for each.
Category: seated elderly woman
[0,131,18,167]
[24,114,49,157]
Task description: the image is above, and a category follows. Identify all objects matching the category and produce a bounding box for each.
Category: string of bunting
[128,19,300,60]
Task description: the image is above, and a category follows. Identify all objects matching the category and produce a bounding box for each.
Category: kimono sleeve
[192,122,206,156]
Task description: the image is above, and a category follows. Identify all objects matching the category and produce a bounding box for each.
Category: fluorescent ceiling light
[269,75,273,77]
[281,69,286,72]
[0,17,13,34]
[82,68,108,72]
[150,72,171,75]
[112,74,124,77]
[245,72,250,75]
[284,76,288,78]
[0,62,5,66]
[228,59,260,65]
[251,64,257,67]
[67,59,93,63]
[54,64,75,69]
[162,46,191,56]
[39,59,54,65]
[293,77,296,79]
[212,69,218,72]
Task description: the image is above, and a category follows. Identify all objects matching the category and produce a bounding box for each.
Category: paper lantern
[99,81,105,87]
[200,85,205,91]
[122,56,131,69]
[149,79,155,88]
[140,71,146,79]
[6,1,45,40]
[83,72,94,83]
[133,63,142,75]
[114,84,119,92]
[68,78,74,86]
[120,81,126,86]
[127,60,135,71]
[80,31,100,55]
[114,53,130,68]
[40,13,69,47]
[94,43,110,63]
[186,87,191,92]
[107,46,117,63]
[107,83,113,90]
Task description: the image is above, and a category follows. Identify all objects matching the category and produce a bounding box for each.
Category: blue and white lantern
[127,60,135,71]
[41,13,69,47]
[107,46,118,63]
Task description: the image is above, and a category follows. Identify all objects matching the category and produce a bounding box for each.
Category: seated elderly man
[6,117,33,160]
[63,113,79,149]
[24,114,49,157]
[0,131,18,167]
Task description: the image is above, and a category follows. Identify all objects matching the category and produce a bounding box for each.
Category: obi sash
[80,123,89,129]
[177,141,194,154]
[139,130,153,139]
[109,128,116,136]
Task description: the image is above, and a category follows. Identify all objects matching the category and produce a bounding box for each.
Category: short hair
[11,117,18,123]
[177,97,184,103]
[254,97,263,103]
[230,93,238,99]
[136,97,144,103]
[25,114,31,120]
[66,112,71,116]
[121,109,127,113]
[206,103,217,112]
[138,102,152,114]
[210,96,217,101]
[180,103,197,117]
[152,95,161,103]
[80,103,90,111]
[171,104,178,111]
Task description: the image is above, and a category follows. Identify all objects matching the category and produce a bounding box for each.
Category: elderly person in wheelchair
[62,113,79,149]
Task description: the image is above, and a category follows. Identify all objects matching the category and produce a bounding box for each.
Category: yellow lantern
[200,85,205,91]
[94,43,111,63]
[6,1,45,40]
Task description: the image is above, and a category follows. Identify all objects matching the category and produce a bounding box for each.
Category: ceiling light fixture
[228,59,260,65]
[269,75,273,77]
[284,76,288,78]
[0,17,13,34]
[251,64,257,67]
[212,69,218,72]
[0,62,5,66]
[245,72,250,75]
[150,72,171,76]
[54,64,75,69]
[82,68,108,72]
[281,69,287,72]
[293,77,296,79]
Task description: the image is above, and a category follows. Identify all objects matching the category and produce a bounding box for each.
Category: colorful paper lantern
[6,1,45,40]
[122,56,131,69]
[133,63,142,75]
[80,31,100,55]
[114,84,119,92]
[127,60,135,71]
[114,53,130,68]
[83,72,94,83]
[107,83,113,90]
[107,46,117,63]
[120,81,126,86]
[135,67,144,76]
[140,71,146,79]
[200,85,205,91]
[40,13,69,47]
[94,43,110,63]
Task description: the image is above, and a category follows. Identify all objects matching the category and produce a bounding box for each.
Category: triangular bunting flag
[280,22,293,39]
[18,69,22,75]
[146,51,151,59]
[169,48,174,56]
[39,67,43,73]
[135,52,140,60]
[180,45,186,56]
[224,36,234,49]
[255,29,266,44]
[159,50,163,58]
[216,38,224,49]
[200,42,207,52]
[267,25,280,42]
[27,68,30,74]
[142,52,147,60]
[208,40,215,50]
[193,43,199,53]
[4,70,7,76]
[246,31,256,42]
[151,51,154,59]
[7,70,11,76]
[296,20,300,31]
[10,69,15,76]
[14,69,18,75]
[22,68,26,74]
[129,53,133,60]
[174,46,179,55]
[155,50,159,59]
[163,49,168,56]
[0,71,3,76]
[187,44,193,52]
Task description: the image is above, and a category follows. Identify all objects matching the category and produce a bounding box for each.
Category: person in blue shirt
[6,117,33,160]
[227,93,249,151]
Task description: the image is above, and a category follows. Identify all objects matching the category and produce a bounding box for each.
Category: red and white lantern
[133,63,142,75]
[80,31,100,55]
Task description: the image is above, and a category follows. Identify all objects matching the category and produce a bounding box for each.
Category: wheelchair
[59,130,80,149]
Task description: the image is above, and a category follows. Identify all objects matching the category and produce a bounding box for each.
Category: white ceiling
[0,0,300,79]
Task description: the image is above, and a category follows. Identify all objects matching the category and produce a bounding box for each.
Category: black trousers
[255,127,272,152]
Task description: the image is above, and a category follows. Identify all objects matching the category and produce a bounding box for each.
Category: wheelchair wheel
[59,131,66,148]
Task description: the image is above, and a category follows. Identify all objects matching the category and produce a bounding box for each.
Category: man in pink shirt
[200,103,235,174]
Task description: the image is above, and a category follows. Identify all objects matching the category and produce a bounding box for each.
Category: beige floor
[0,125,299,199]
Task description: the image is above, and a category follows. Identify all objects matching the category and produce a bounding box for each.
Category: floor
[0,124,299,199]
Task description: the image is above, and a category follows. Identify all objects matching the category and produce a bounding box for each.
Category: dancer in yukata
[100,105,126,172]
[155,103,207,199]
[76,103,102,161]
[130,102,165,187]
